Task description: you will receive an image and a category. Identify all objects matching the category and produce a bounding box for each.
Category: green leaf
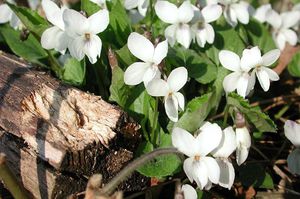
[0,25,47,63]
[227,93,277,133]
[238,163,274,189]
[137,133,181,178]
[115,45,136,69]
[106,0,131,46]
[7,3,48,37]
[288,51,300,77]
[167,47,217,84]
[246,19,276,53]
[205,28,245,65]
[109,65,129,107]
[62,58,86,86]
[175,93,212,132]
[81,0,100,16]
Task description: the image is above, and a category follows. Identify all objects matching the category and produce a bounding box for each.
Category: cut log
[0,52,147,198]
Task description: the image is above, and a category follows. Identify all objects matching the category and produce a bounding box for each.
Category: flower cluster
[172,121,251,191]
[41,0,109,64]
[219,46,280,98]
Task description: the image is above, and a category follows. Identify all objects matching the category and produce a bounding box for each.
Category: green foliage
[62,58,86,86]
[109,65,129,107]
[115,45,136,68]
[245,19,276,53]
[136,133,181,178]
[7,3,48,37]
[227,93,277,133]
[238,163,274,189]
[105,0,131,47]
[0,25,47,64]
[175,93,212,132]
[288,51,300,77]
[81,0,100,16]
[167,47,217,84]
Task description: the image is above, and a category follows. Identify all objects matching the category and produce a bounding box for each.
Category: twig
[274,44,300,75]
[0,153,30,199]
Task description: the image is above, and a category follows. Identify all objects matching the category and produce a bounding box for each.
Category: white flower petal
[253,4,272,23]
[281,29,298,46]
[236,72,250,98]
[0,4,12,24]
[146,79,169,97]
[287,149,300,175]
[261,49,280,66]
[202,4,222,23]
[181,184,197,199]
[165,95,179,122]
[281,11,300,29]
[176,24,192,49]
[284,120,300,147]
[193,160,209,189]
[165,24,177,47]
[167,67,188,92]
[202,157,220,184]
[217,159,235,189]
[224,6,238,27]
[154,1,178,24]
[223,72,240,93]
[219,50,241,72]
[266,10,282,29]
[153,40,168,65]
[174,92,185,111]
[236,127,251,165]
[137,0,149,17]
[63,9,88,36]
[68,36,86,61]
[127,32,154,63]
[42,0,65,29]
[194,27,207,48]
[275,32,287,50]
[205,24,215,44]
[256,69,270,91]
[172,128,198,157]
[87,9,109,34]
[83,34,102,64]
[143,66,161,86]
[178,1,194,23]
[124,62,150,85]
[262,67,279,81]
[231,3,249,24]
[124,0,139,10]
[212,126,237,158]
[41,26,60,50]
[56,32,71,53]
[9,13,21,29]
[196,122,223,156]
[246,70,256,95]
[240,46,262,72]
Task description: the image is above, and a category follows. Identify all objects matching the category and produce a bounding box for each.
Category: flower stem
[151,97,159,146]
[45,50,63,78]
[101,147,181,196]
[223,104,229,127]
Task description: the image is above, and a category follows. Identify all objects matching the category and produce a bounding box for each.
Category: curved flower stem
[0,153,30,199]
[45,50,63,78]
[101,147,181,196]
[151,97,159,146]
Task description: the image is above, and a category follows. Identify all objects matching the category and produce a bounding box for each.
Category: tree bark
[0,53,146,198]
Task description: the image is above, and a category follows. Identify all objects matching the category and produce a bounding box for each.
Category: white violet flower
[253,4,272,23]
[219,0,250,27]
[172,122,223,189]
[245,47,280,92]
[284,120,300,175]
[219,50,252,98]
[266,10,300,50]
[124,32,168,86]
[191,4,222,47]
[124,0,148,23]
[155,1,194,49]
[41,0,70,54]
[146,67,187,122]
[63,9,109,64]
[212,126,237,189]
[0,0,21,29]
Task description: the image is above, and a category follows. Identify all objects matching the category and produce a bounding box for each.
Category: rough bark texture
[0,52,147,198]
